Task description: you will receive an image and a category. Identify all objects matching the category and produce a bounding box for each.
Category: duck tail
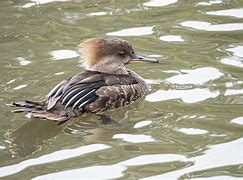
[7,100,43,110]
[7,100,69,123]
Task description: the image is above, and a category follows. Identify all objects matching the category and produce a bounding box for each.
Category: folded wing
[45,72,105,113]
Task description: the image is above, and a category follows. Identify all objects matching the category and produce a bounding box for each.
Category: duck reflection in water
[6,99,144,157]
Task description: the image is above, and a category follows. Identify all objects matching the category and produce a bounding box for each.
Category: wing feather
[64,89,88,109]
[45,80,66,99]
[62,88,84,104]
[72,89,96,109]
[78,96,97,109]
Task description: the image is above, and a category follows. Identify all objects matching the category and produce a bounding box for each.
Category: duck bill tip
[129,54,159,64]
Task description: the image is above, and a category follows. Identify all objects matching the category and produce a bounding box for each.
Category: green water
[1,0,243,179]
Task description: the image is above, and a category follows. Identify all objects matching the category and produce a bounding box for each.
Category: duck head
[78,37,158,75]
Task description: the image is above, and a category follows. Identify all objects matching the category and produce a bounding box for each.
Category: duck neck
[86,63,129,75]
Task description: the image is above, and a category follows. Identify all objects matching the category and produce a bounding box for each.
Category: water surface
[1,0,243,179]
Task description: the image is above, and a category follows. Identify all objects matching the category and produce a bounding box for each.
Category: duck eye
[118,51,126,57]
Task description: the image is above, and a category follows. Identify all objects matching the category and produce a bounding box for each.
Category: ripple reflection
[146,67,222,103]
[0,144,110,178]
[159,35,185,42]
[143,0,177,7]
[146,88,220,103]
[16,57,31,66]
[21,0,69,8]
[165,67,223,85]
[181,21,243,31]
[178,128,208,135]
[33,154,187,180]
[49,50,79,61]
[221,46,243,68]
[206,8,243,18]
[113,134,155,143]
[107,27,154,36]
[196,0,222,6]
[231,117,243,125]
[143,138,243,179]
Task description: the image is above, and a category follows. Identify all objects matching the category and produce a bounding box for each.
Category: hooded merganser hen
[8,37,158,122]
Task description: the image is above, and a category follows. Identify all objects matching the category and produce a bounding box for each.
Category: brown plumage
[8,37,158,122]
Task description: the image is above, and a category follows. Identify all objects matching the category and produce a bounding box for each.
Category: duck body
[46,69,148,119]
[10,69,149,122]
[9,37,157,122]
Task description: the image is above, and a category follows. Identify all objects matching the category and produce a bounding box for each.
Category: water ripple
[196,0,222,6]
[165,67,224,85]
[0,144,109,178]
[181,21,243,31]
[143,137,243,179]
[221,45,243,68]
[86,12,108,17]
[177,128,208,135]
[231,117,243,125]
[113,134,155,143]
[33,154,188,180]
[21,0,68,8]
[159,35,185,42]
[206,8,243,18]
[143,0,177,7]
[106,26,154,36]
[146,88,220,103]
[13,84,27,90]
[16,57,31,66]
[49,50,79,61]
[134,120,152,129]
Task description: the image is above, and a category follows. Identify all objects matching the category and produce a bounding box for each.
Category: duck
[8,37,158,123]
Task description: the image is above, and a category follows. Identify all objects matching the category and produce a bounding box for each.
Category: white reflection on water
[178,128,208,135]
[22,0,68,8]
[226,46,243,57]
[134,120,152,128]
[7,79,16,84]
[146,88,220,103]
[181,21,243,31]
[112,134,155,143]
[142,137,243,179]
[143,0,177,7]
[192,176,243,180]
[221,56,243,68]
[13,84,27,90]
[225,89,243,96]
[225,81,243,88]
[106,27,154,36]
[0,144,109,178]
[166,67,223,85]
[221,46,243,68]
[147,67,222,103]
[159,35,184,42]
[206,8,243,18]
[33,154,187,180]
[225,80,243,96]
[196,0,222,6]
[49,50,79,61]
[16,57,31,66]
[231,117,243,125]
[87,12,108,16]
[147,54,162,58]
[54,72,64,75]
[145,79,163,85]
